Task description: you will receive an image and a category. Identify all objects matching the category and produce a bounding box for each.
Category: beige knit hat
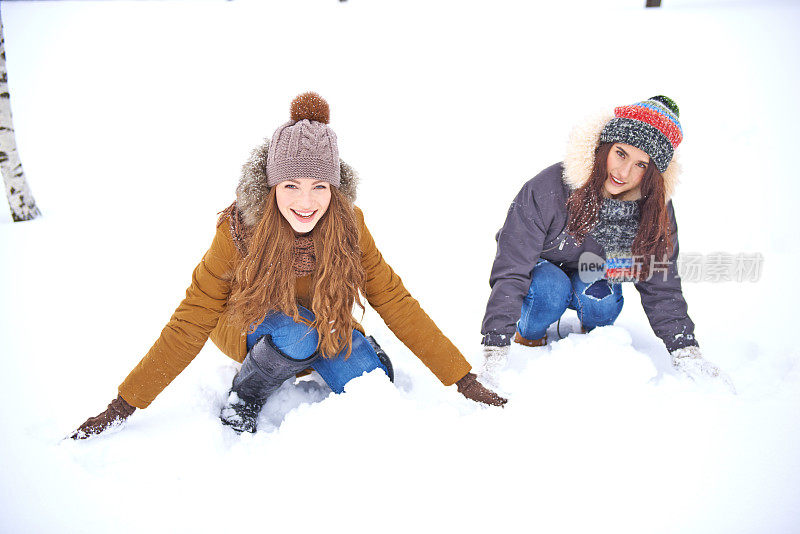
[266,92,341,187]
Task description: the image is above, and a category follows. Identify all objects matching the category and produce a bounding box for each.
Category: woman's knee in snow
[311,331,390,394]
[258,307,319,360]
[525,261,572,309]
[576,281,623,328]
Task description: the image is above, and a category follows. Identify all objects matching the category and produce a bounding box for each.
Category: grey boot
[219,392,263,434]
[220,335,319,433]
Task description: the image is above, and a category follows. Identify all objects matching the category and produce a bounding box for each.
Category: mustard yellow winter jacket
[118,206,472,409]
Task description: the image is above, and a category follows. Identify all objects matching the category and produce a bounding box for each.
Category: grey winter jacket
[481,162,698,353]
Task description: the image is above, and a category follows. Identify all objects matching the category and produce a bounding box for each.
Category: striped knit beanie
[599,95,682,172]
[266,92,341,187]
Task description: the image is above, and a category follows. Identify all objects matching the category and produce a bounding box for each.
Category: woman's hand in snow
[456,372,508,407]
[671,346,736,393]
[478,344,510,389]
[70,395,136,440]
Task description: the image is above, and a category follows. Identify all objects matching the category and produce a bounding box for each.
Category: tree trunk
[0,13,41,222]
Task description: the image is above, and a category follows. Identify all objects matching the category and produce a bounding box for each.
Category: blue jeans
[245,306,389,394]
[517,260,624,340]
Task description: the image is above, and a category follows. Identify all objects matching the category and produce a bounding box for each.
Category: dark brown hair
[566,142,672,280]
[223,186,365,358]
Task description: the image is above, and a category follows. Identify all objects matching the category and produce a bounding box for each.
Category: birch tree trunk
[0,13,41,222]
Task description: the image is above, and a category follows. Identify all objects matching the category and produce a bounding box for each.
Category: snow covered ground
[2,0,799,532]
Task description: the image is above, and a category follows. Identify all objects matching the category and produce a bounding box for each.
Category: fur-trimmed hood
[562,111,682,201]
[234,137,360,227]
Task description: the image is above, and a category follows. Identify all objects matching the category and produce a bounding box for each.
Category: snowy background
[2,0,800,532]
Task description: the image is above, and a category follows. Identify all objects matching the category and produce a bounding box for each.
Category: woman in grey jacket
[479,96,732,388]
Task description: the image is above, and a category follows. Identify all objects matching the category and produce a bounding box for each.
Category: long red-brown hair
[566,142,673,280]
[222,186,365,358]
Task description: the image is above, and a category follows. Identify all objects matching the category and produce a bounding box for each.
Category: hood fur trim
[562,111,681,202]
[235,137,359,227]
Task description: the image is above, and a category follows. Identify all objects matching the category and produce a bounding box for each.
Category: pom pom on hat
[290,92,330,124]
[650,95,680,118]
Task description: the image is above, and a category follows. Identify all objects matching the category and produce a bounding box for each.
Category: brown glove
[70,394,136,440]
[456,372,507,407]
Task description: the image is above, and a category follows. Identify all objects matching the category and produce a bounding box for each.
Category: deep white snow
[1,1,799,533]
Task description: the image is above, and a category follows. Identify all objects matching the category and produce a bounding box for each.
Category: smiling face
[603,143,651,200]
[275,178,332,233]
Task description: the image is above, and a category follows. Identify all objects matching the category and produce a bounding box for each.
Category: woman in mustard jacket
[73,93,505,437]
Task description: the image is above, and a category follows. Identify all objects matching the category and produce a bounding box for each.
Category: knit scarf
[292,234,316,277]
[590,198,640,283]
